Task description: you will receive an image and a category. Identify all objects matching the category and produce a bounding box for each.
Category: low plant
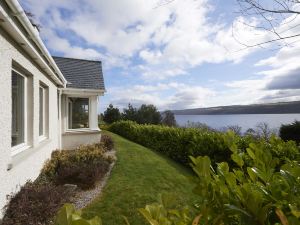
[139,195,193,225]
[101,134,114,151]
[139,132,300,225]
[55,160,110,189]
[2,182,72,225]
[55,203,102,225]
[40,143,114,189]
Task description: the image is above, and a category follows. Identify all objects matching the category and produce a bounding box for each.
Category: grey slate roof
[53,56,105,90]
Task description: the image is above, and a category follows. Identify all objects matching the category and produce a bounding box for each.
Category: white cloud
[43,29,103,59]
[21,0,268,79]
[20,0,300,109]
[106,82,215,110]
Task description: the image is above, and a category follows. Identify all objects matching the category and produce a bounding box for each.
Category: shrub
[280,120,300,144]
[140,139,300,225]
[55,160,110,189]
[184,121,216,132]
[2,182,72,225]
[109,121,299,167]
[100,124,110,131]
[40,143,114,189]
[101,134,114,151]
[54,203,102,225]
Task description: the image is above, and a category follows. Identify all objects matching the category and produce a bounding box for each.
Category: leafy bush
[101,134,114,151]
[55,203,102,225]
[40,143,114,189]
[140,137,300,225]
[280,120,300,144]
[2,182,72,225]
[109,121,299,167]
[100,123,110,131]
[55,160,110,189]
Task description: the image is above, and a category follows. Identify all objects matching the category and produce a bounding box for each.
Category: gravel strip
[71,150,117,209]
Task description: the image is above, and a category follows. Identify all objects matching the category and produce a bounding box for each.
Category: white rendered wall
[0,29,60,217]
[62,132,101,150]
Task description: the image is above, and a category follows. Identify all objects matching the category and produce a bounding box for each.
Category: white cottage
[0,0,105,215]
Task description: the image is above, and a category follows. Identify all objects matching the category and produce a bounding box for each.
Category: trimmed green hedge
[109,121,300,167]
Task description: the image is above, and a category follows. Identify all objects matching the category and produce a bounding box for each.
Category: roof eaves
[3,0,67,87]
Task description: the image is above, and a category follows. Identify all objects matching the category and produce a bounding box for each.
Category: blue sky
[20,0,300,112]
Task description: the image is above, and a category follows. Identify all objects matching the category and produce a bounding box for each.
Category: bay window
[68,98,89,129]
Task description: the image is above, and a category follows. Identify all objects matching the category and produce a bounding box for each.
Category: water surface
[175,114,300,132]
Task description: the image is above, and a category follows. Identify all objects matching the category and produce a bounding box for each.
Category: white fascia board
[61,88,105,96]
[0,1,67,87]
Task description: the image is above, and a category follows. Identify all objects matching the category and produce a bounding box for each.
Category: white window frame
[11,69,29,155]
[66,97,91,131]
[39,85,47,141]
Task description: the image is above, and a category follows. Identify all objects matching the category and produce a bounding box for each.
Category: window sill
[11,144,31,157]
[8,139,52,171]
[63,129,101,135]
[39,135,47,142]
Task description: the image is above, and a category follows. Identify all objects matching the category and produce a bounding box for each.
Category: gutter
[5,0,67,87]
[60,87,105,96]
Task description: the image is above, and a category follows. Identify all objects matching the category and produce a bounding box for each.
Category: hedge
[109,121,300,167]
[280,120,300,144]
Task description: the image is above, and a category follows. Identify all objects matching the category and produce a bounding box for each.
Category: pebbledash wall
[0,27,60,216]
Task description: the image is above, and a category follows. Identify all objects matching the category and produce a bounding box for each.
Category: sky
[19,0,300,112]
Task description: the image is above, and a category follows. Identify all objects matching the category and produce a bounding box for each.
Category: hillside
[172,101,300,115]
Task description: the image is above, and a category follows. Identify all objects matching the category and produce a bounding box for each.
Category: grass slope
[83,131,197,225]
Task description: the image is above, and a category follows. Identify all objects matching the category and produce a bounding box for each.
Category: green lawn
[83,131,197,225]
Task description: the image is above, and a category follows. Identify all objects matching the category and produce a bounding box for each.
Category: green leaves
[55,204,102,225]
[138,195,192,225]
[140,137,300,225]
[190,156,211,180]
[231,153,244,168]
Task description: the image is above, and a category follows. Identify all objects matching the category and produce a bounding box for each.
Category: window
[39,86,45,136]
[11,71,25,147]
[68,98,89,129]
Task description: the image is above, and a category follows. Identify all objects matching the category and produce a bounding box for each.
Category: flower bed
[2,140,115,225]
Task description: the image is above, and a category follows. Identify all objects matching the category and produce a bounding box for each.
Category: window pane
[12,71,25,147]
[39,87,44,136]
[69,98,89,129]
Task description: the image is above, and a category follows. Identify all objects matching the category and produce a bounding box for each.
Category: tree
[255,122,277,141]
[136,104,162,125]
[226,125,242,136]
[103,104,121,124]
[122,103,138,121]
[161,110,177,127]
[236,0,300,47]
[279,120,300,143]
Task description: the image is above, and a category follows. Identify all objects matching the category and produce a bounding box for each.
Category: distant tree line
[101,103,176,127]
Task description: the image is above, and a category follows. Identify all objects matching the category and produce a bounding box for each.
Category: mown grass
[83,131,197,225]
